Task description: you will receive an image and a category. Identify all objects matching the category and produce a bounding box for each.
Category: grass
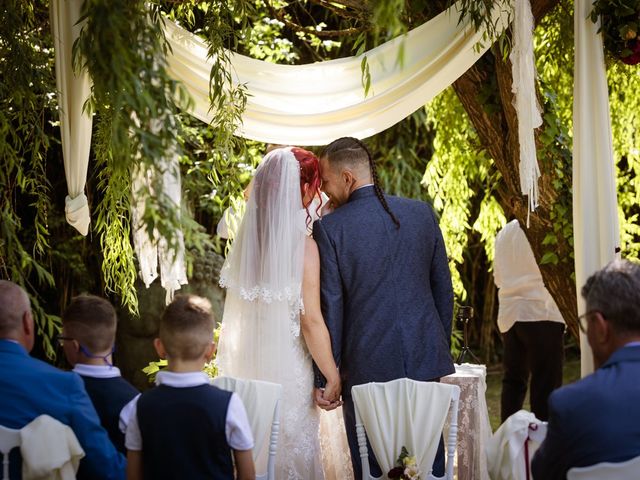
[485,352,582,431]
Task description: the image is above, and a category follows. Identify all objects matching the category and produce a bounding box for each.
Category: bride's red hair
[292,147,322,224]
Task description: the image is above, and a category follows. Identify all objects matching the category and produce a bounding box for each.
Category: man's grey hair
[0,280,31,336]
[581,259,640,334]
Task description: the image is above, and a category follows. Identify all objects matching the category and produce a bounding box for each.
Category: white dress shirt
[493,220,565,333]
[125,371,254,452]
[72,363,122,379]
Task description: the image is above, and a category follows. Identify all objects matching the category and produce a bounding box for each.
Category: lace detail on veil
[218,272,304,338]
[218,271,301,304]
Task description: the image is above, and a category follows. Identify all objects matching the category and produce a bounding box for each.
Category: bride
[216,146,342,479]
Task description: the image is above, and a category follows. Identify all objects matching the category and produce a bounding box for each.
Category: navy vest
[137,384,234,480]
[79,375,139,454]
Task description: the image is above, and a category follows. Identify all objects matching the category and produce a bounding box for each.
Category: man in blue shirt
[532,259,640,479]
[0,280,125,480]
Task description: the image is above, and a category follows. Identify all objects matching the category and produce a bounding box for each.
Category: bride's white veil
[217,147,307,382]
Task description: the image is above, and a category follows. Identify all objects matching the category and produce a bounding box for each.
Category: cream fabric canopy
[164,3,511,146]
[573,0,621,376]
[50,0,93,236]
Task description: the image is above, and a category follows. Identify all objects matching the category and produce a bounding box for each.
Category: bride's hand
[322,375,342,403]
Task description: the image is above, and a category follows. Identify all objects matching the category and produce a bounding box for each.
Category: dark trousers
[342,394,445,479]
[501,321,564,422]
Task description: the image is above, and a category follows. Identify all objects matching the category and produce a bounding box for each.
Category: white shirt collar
[354,183,374,191]
[155,370,211,388]
[73,363,122,379]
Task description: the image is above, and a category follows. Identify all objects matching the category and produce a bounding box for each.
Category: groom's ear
[341,169,354,186]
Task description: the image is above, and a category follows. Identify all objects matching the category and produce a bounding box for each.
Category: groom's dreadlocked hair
[321,137,400,228]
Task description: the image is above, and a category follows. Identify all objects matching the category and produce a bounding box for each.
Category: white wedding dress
[216,148,333,479]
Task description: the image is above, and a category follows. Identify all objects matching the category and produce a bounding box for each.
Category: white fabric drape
[485,410,545,480]
[20,414,85,480]
[50,0,93,236]
[351,379,457,477]
[511,0,542,215]
[573,0,621,376]
[211,376,282,474]
[131,152,188,304]
[164,2,511,145]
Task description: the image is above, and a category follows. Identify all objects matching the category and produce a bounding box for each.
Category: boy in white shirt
[125,294,255,480]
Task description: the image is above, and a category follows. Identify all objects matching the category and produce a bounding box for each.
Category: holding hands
[314,373,343,411]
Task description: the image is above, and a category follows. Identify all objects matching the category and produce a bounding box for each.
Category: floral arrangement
[591,0,640,65]
[387,446,421,480]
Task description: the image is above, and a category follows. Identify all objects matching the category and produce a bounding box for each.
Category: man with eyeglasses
[0,280,125,480]
[532,259,640,480]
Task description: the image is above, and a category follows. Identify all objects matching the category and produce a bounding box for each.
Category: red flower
[621,39,640,65]
[388,466,405,479]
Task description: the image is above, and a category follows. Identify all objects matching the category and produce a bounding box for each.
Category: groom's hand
[314,388,342,411]
[323,376,341,402]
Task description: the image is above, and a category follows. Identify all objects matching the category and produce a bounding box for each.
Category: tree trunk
[449,0,579,338]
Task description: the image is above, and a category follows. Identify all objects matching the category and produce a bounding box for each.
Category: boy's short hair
[62,295,117,353]
[160,294,215,361]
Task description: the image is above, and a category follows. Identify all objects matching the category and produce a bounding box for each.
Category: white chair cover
[19,414,84,480]
[485,410,545,480]
[212,376,282,478]
[0,424,20,480]
[567,455,640,480]
[352,379,459,478]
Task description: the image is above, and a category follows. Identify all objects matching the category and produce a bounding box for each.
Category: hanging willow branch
[0,0,61,357]
[74,0,193,312]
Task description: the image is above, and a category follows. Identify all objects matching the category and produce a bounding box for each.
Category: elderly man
[532,259,640,479]
[0,280,125,480]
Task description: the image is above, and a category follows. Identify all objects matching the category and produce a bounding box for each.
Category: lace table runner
[442,363,492,480]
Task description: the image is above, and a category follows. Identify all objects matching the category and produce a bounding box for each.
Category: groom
[312,137,455,478]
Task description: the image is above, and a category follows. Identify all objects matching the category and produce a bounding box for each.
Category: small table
[442,363,492,480]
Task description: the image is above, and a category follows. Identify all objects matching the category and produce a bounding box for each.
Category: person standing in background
[493,219,565,422]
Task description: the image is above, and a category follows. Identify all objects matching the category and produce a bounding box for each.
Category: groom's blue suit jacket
[313,186,455,393]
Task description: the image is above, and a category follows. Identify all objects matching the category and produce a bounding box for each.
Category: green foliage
[423,88,497,301]
[536,2,640,264]
[608,62,640,259]
[92,113,139,312]
[591,0,640,63]
[0,0,60,357]
[451,0,514,53]
[142,359,168,383]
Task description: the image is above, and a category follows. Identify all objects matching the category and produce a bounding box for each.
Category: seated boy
[61,294,140,454]
[125,294,255,480]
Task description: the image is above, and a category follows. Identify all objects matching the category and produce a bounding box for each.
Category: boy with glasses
[60,294,140,454]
